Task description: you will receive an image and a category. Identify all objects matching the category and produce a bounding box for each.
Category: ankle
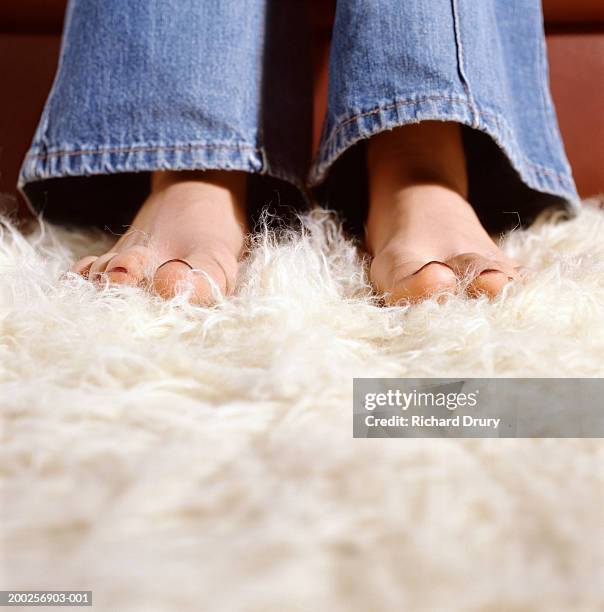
[149,169,248,233]
[367,121,469,200]
[151,169,247,198]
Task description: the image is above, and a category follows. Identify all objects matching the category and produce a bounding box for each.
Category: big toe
[391,261,458,303]
[105,246,155,286]
[373,257,458,304]
[152,251,237,305]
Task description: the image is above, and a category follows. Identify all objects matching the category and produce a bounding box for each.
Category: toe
[105,246,155,286]
[152,250,237,305]
[88,252,119,280]
[71,255,98,278]
[446,252,516,298]
[386,261,458,303]
[467,269,512,298]
[446,252,516,278]
[371,250,458,304]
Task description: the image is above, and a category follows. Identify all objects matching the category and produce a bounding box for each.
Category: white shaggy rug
[1,200,604,611]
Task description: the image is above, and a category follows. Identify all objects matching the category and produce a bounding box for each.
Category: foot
[366,121,519,303]
[71,170,247,305]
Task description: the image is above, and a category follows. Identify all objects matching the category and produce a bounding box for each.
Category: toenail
[108,266,128,274]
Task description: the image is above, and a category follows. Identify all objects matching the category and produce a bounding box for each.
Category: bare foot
[366,121,519,303]
[71,170,247,305]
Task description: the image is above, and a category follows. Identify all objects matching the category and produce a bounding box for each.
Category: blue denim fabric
[19,0,579,226]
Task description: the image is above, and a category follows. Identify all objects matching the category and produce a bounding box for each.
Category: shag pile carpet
[1,200,603,611]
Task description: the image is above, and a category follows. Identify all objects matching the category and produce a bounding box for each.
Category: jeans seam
[536,22,573,176]
[26,143,261,161]
[20,142,308,198]
[321,95,467,154]
[450,0,480,128]
[318,94,572,183]
[325,94,467,141]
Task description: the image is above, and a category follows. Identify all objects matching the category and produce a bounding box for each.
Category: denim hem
[308,93,580,211]
[18,141,308,212]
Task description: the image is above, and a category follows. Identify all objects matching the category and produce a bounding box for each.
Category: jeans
[19,0,579,232]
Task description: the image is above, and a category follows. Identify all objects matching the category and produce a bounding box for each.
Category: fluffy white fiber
[1,200,604,611]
